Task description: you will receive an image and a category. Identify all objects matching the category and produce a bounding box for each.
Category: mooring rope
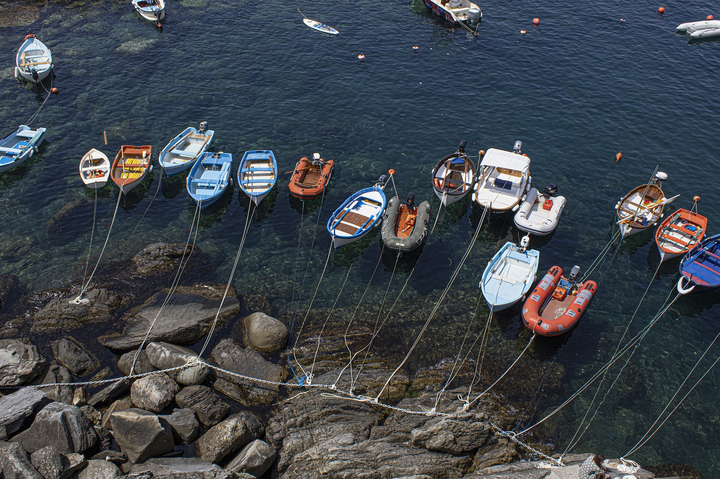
[580,227,621,282]
[25,73,53,126]
[80,187,99,288]
[429,200,444,237]
[131,164,162,235]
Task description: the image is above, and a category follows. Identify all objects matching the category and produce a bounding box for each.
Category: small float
[289,153,335,200]
[15,34,53,84]
[677,234,720,295]
[522,265,597,337]
[513,184,567,236]
[422,0,482,28]
[431,140,477,207]
[655,197,707,263]
[132,0,165,23]
[186,152,232,210]
[159,122,214,177]
[472,140,531,218]
[0,124,46,174]
[79,149,110,189]
[110,145,152,194]
[616,171,676,239]
[238,150,277,206]
[481,236,539,311]
[381,193,431,252]
[327,175,388,249]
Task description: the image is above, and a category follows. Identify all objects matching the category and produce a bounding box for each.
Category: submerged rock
[0,6,40,28]
[52,337,99,376]
[132,243,197,276]
[32,288,123,333]
[243,312,288,354]
[0,273,21,311]
[0,339,46,386]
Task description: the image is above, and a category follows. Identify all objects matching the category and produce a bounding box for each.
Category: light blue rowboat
[327,176,389,249]
[159,123,214,177]
[15,34,52,84]
[238,150,277,206]
[481,238,540,311]
[0,124,47,174]
[186,152,232,210]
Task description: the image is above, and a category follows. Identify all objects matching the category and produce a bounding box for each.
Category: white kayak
[676,20,720,33]
[303,18,339,35]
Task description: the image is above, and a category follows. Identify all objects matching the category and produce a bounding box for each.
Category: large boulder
[0,387,47,437]
[174,385,230,427]
[226,439,277,477]
[130,372,179,413]
[30,445,87,479]
[11,402,97,454]
[160,408,200,444]
[0,441,43,479]
[145,342,208,385]
[41,364,74,404]
[51,337,99,376]
[87,379,131,407]
[243,312,288,354]
[117,349,156,376]
[98,284,240,351]
[110,408,174,464]
[77,459,121,478]
[31,288,124,333]
[101,397,133,430]
[0,339,46,386]
[196,411,265,464]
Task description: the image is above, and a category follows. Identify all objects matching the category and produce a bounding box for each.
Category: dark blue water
[1,0,720,475]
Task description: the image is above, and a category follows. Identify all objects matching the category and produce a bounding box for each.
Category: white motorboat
[472,140,531,218]
[132,0,165,24]
[15,34,53,84]
[422,0,482,26]
[514,185,567,236]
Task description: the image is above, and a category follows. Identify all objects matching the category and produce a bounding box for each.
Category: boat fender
[512,204,520,212]
[14,67,18,79]
[434,178,442,189]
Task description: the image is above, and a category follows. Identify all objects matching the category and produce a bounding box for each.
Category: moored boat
[289,153,334,199]
[186,152,232,209]
[132,0,165,23]
[676,20,720,33]
[15,34,52,84]
[303,18,339,35]
[327,175,389,249]
[381,193,431,252]
[238,150,278,206]
[422,0,482,27]
[677,234,720,295]
[79,149,110,189]
[522,265,597,337]
[689,28,720,40]
[0,124,46,174]
[472,140,532,218]
[431,140,477,207]
[655,196,707,262]
[481,236,539,311]
[513,184,567,236]
[616,171,676,238]
[110,145,152,194]
[159,122,214,177]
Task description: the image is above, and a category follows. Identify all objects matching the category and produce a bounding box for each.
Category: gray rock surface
[131,243,193,276]
[77,459,121,479]
[410,415,493,454]
[197,411,264,464]
[226,439,277,477]
[174,385,230,427]
[11,402,97,454]
[0,387,47,436]
[100,398,133,430]
[31,288,123,333]
[98,285,240,351]
[110,408,174,463]
[243,312,288,354]
[210,338,287,406]
[145,341,208,385]
[30,445,63,479]
[0,339,46,386]
[129,457,232,478]
[130,372,179,413]
[41,364,74,404]
[87,379,131,407]
[117,349,156,376]
[160,408,200,444]
[0,440,43,479]
[51,337,99,376]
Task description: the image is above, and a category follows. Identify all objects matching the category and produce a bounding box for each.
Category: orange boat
[289,153,334,199]
[522,265,597,337]
[110,145,152,194]
[655,197,707,263]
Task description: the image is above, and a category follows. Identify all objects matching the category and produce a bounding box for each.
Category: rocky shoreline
[0,243,703,478]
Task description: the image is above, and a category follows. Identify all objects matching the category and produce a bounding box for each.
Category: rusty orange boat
[655,197,707,263]
[110,145,152,194]
[289,153,334,200]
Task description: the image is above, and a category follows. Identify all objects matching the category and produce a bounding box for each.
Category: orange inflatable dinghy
[289,153,335,200]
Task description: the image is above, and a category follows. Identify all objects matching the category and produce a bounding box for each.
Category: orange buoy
[478,149,486,158]
[708,15,714,20]
[694,195,701,202]
[658,6,665,14]
[532,17,540,26]
[357,54,365,60]
[412,45,419,50]
[621,18,626,22]
[51,87,59,95]
[520,29,527,35]
[388,169,395,175]
[615,151,622,163]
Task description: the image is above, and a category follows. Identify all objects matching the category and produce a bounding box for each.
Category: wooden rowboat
[79,149,110,189]
[238,150,278,206]
[289,153,334,200]
[431,140,477,207]
[616,171,677,239]
[110,145,152,194]
[655,197,707,263]
[677,234,720,295]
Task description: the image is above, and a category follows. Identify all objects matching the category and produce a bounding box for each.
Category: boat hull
[514,188,566,235]
[422,0,482,25]
[79,148,110,189]
[15,35,53,84]
[381,197,431,252]
[472,146,531,217]
[655,208,707,262]
[0,125,46,174]
[431,151,477,207]
[186,152,232,210]
[677,233,720,294]
[481,241,539,311]
[159,127,214,177]
[328,186,387,249]
[110,145,152,194]
[238,150,278,206]
[289,156,334,199]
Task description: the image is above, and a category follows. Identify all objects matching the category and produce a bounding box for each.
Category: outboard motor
[376,174,388,188]
[467,6,482,24]
[513,140,523,154]
[520,234,530,252]
[198,121,208,133]
[457,140,467,154]
[406,192,415,207]
[654,171,668,182]
[569,265,581,282]
[312,152,322,165]
[31,68,39,83]
[543,183,558,197]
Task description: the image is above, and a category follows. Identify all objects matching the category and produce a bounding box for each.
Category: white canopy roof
[480,148,531,173]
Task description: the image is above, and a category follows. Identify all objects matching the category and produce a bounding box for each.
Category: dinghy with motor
[431,140,477,207]
[481,235,539,311]
[79,149,110,189]
[676,234,720,295]
[0,124,46,174]
[238,150,278,206]
[159,122,214,177]
[15,34,53,84]
[522,265,597,337]
[187,152,232,210]
[513,184,566,236]
[110,145,152,194]
[328,174,389,249]
[381,193,431,253]
[472,140,531,218]
[422,0,482,28]
[655,196,707,263]
[616,171,677,239]
[132,0,165,24]
[289,153,335,199]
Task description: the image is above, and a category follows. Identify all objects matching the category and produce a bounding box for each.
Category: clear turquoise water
[1,0,720,475]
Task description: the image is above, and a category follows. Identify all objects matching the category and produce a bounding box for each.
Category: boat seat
[493,177,513,190]
[491,274,518,285]
[170,148,196,158]
[195,181,218,189]
[0,146,22,155]
[14,130,37,138]
[242,167,274,173]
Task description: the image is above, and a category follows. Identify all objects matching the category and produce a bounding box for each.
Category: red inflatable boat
[288,153,335,200]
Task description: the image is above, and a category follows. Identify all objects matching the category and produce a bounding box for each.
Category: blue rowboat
[481,237,539,311]
[186,152,232,210]
[159,122,214,177]
[237,150,277,206]
[327,175,388,249]
[0,124,46,174]
[677,234,720,294]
